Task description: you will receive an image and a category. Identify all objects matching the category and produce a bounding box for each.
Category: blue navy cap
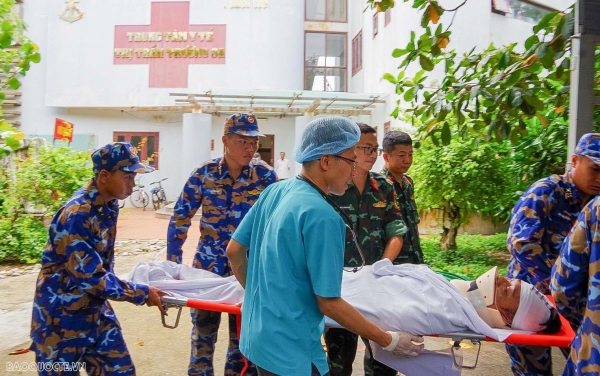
[224,113,264,137]
[91,142,154,174]
[575,133,600,166]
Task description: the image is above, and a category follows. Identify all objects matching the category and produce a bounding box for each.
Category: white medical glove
[382,331,424,357]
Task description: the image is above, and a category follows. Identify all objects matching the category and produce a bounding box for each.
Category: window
[385,8,391,26]
[352,30,362,76]
[306,0,347,22]
[305,32,347,92]
[492,0,552,24]
[373,12,379,37]
[113,132,160,169]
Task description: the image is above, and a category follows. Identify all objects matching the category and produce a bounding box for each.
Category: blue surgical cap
[293,116,361,163]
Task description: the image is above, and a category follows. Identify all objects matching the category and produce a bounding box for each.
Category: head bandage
[450,267,552,331]
[293,117,360,163]
[511,281,552,332]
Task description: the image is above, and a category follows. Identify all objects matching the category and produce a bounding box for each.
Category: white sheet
[129,260,539,376]
[128,260,525,342]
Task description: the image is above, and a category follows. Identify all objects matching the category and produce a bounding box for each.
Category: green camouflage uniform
[330,172,407,267]
[325,172,406,376]
[381,169,424,264]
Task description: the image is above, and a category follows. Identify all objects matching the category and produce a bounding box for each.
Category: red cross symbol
[114,2,226,88]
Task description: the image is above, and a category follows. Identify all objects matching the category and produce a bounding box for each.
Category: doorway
[258,134,274,166]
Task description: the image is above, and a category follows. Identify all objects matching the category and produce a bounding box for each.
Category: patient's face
[493,277,521,325]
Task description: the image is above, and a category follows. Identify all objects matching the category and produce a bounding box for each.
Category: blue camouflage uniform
[504,172,584,375]
[505,133,600,375]
[30,142,154,376]
[551,196,600,375]
[167,113,276,376]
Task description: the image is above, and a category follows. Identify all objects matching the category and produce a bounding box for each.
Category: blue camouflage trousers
[30,317,134,376]
[189,308,257,376]
[505,344,554,376]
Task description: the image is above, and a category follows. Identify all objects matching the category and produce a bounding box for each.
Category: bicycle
[150,178,168,210]
[130,179,150,210]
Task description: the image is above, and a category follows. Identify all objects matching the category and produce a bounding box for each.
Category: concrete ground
[0,208,566,375]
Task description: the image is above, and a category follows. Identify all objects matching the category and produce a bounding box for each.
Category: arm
[227,239,249,288]
[60,218,150,305]
[382,179,406,261]
[551,205,595,326]
[166,170,204,263]
[382,236,403,262]
[507,186,553,289]
[317,295,423,357]
[317,296,392,347]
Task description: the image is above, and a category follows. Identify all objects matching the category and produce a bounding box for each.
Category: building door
[258,134,274,165]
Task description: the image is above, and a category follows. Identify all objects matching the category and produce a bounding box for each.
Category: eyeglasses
[333,155,358,171]
[356,146,383,156]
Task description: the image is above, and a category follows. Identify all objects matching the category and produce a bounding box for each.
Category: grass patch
[422,233,510,279]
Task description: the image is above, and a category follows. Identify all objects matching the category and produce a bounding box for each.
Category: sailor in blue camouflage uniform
[167,113,276,376]
[30,142,167,376]
[506,133,600,375]
[325,123,406,376]
[551,196,600,375]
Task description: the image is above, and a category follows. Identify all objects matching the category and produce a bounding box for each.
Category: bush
[422,233,510,279]
[0,145,92,263]
[0,215,48,263]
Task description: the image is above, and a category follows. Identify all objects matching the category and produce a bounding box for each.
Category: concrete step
[155,201,201,220]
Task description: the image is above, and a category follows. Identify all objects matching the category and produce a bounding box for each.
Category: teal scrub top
[233,179,345,375]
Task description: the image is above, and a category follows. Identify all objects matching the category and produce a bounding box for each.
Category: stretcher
[160,295,576,372]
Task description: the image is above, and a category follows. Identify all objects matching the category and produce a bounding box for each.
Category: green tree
[370,1,579,145]
[0,145,91,263]
[411,134,517,250]
[0,0,41,157]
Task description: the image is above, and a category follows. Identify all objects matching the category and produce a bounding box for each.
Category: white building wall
[18,0,575,194]
[20,0,306,200]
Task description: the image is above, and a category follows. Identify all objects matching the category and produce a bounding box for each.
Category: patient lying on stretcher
[449,266,561,334]
[128,259,560,341]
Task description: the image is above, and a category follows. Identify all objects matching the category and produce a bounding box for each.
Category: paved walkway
[0,208,567,375]
[117,207,199,265]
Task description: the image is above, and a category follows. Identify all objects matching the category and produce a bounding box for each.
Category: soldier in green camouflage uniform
[381,131,424,265]
[325,123,406,376]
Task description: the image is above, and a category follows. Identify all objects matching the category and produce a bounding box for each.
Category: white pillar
[294,115,315,176]
[181,113,212,185]
[369,103,387,172]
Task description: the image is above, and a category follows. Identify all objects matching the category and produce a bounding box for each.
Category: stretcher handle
[160,296,242,329]
[161,296,242,315]
[162,296,188,306]
[160,297,183,329]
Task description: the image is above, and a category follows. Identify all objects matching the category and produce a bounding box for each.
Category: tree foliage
[0,121,23,157]
[0,145,92,263]
[0,0,40,95]
[411,133,516,249]
[0,0,41,157]
[370,0,580,145]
